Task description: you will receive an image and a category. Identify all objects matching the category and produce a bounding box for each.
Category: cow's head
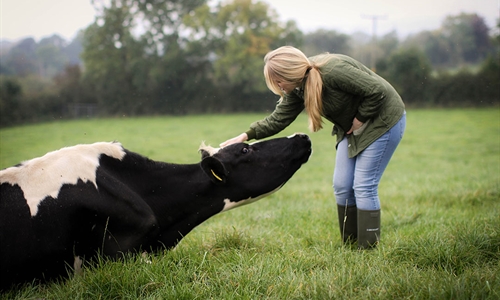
[199,133,312,211]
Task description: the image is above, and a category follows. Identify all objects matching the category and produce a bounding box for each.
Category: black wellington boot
[337,204,357,244]
[357,209,381,249]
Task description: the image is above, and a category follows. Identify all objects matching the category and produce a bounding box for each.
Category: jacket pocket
[353,119,371,136]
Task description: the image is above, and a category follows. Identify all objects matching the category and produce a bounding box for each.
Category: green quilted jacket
[245,53,405,158]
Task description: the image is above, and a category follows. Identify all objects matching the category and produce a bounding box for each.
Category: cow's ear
[201,157,228,184]
[200,149,210,159]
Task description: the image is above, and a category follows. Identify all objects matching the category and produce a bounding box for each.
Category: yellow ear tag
[211,169,223,181]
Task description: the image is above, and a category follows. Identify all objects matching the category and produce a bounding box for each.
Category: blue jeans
[333,114,406,210]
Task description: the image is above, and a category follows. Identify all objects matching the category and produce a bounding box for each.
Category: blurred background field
[1,109,499,299]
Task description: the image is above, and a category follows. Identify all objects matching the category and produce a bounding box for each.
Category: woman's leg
[354,114,406,248]
[333,137,357,243]
[333,137,356,207]
[354,114,406,210]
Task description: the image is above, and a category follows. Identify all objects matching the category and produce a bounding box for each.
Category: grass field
[0,109,499,299]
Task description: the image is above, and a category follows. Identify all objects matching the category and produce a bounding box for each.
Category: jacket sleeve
[327,62,387,123]
[249,93,305,140]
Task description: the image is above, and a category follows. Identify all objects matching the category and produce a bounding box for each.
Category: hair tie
[305,66,312,77]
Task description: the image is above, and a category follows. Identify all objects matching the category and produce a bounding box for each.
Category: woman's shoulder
[309,53,353,63]
[315,54,371,77]
[310,54,359,73]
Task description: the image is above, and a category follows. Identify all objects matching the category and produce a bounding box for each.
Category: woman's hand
[346,118,364,135]
[220,133,248,148]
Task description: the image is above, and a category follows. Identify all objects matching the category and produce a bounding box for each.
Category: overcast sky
[1,0,498,42]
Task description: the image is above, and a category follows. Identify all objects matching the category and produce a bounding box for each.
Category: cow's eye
[241,147,249,154]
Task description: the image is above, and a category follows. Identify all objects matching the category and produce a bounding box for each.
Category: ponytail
[304,66,323,132]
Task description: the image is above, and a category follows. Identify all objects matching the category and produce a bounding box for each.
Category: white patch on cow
[222,186,283,212]
[199,142,220,156]
[287,133,302,139]
[0,142,126,216]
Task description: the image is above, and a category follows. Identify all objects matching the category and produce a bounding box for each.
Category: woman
[220,46,406,249]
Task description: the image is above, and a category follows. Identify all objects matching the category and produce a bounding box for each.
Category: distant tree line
[0,0,498,127]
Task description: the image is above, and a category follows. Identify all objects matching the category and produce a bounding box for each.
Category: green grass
[1,109,499,299]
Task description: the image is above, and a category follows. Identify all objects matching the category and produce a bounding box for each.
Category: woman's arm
[220,93,304,147]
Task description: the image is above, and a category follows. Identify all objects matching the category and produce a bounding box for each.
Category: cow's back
[0,142,130,288]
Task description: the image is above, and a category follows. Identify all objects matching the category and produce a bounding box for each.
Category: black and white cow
[0,134,311,289]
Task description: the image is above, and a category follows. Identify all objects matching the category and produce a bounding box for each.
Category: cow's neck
[137,163,226,249]
[102,152,228,249]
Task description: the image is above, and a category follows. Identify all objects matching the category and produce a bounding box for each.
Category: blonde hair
[264,46,328,132]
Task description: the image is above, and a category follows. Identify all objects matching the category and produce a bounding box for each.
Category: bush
[429,55,500,106]
[376,48,432,105]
